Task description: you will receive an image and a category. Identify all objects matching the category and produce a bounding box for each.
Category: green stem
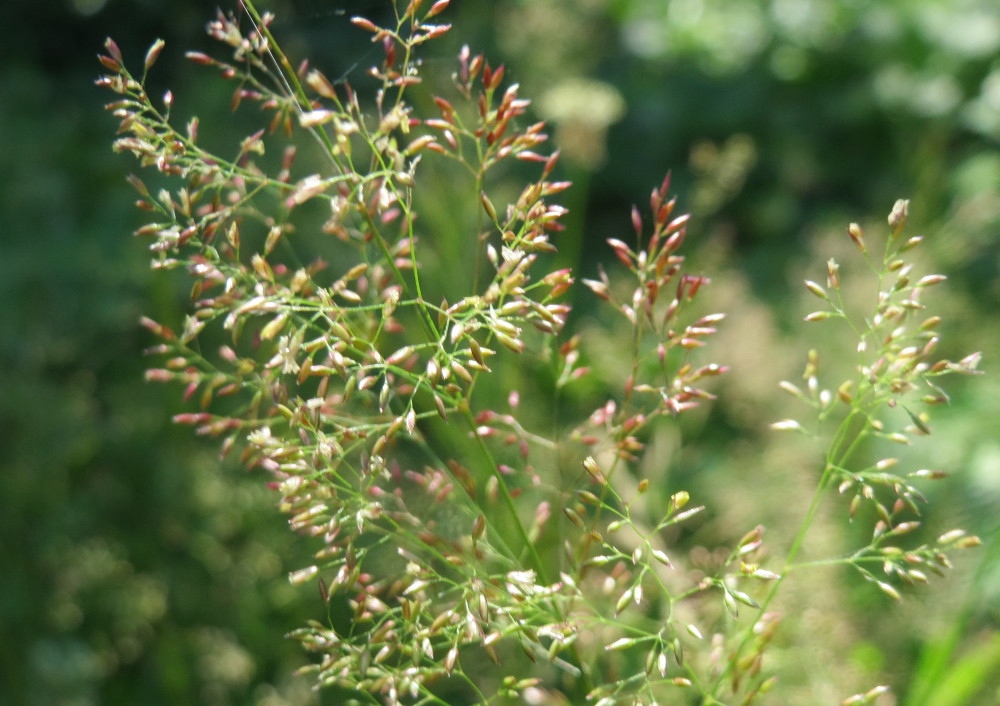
[461,406,545,579]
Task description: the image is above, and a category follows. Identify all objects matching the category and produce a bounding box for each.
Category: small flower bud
[669,490,689,512]
[804,311,835,322]
[472,514,486,541]
[888,198,909,235]
[480,191,497,221]
[351,16,379,33]
[848,222,865,252]
[875,580,901,601]
[614,588,634,615]
[827,258,840,288]
[605,636,637,651]
[144,38,166,72]
[288,565,319,586]
[427,0,450,18]
[631,205,642,235]
[916,274,947,287]
[804,279,828,299]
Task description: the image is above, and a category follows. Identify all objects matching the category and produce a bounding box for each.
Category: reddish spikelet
[427,0,450,18]
[351,16,379,33]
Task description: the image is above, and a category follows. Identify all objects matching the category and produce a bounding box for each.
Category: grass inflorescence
[98,2,983,704]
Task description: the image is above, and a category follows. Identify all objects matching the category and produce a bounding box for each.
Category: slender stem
[461,406,546,580]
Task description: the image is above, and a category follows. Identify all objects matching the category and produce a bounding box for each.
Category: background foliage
[2,0,998,704]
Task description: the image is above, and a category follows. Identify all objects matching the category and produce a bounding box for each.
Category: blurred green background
[2,0,998,704]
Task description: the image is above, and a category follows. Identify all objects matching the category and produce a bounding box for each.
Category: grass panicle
[99,3,983,704]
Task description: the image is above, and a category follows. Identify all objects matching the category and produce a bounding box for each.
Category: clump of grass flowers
[98,2,983,705]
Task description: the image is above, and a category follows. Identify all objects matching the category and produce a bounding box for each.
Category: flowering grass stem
[100,5,982,703]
